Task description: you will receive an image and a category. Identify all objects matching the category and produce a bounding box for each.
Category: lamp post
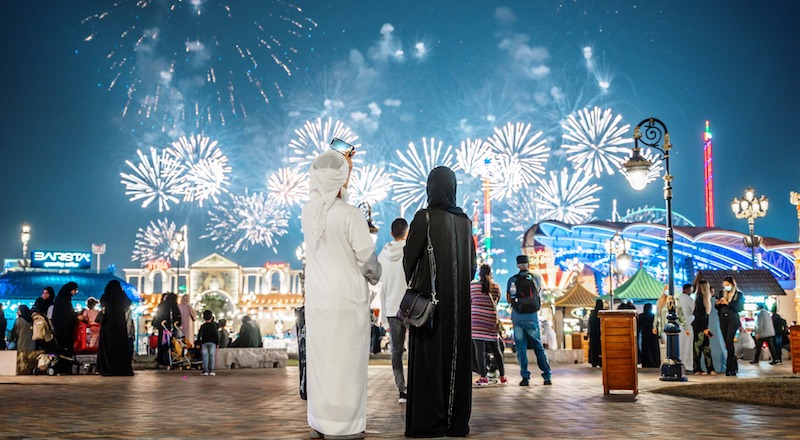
[170,230,186,294]
[603,232,631,309]
[20,223,31,270]
[731,187,768,269]
[622,117,686,382]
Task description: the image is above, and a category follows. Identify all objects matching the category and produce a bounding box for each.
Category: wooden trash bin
[790,325,800,374]
[599,310,638,395]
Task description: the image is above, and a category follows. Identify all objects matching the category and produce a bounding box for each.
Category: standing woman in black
[404,166,477,438]
[587,299,604,368]
[97,280,134,376]
[715,276,744,376]
[51,282,79,374]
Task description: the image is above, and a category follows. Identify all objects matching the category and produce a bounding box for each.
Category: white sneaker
[209,371,216,376]
[202,372,209,376]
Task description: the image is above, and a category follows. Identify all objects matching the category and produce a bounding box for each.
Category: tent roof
[0,271,139,303]
[695,269,786,296]
[613,267,665,300]
[554,282,598,308]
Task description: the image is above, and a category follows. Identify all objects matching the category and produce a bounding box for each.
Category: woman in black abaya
[97,280,134,376]
[404,166,477,438]
[638,303,661,368]
[51,282,79,374]
[153,293,182,365]
[588,299,604,368]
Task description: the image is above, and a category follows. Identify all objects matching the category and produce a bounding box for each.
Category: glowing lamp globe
[617,252,632,272]
[622,148,652,191]
[730,198,741,215]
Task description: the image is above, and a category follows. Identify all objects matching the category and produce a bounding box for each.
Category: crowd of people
[0,281,135,376]
[589,277,792,377]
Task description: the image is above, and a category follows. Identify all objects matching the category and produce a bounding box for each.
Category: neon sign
[31,250,92,269]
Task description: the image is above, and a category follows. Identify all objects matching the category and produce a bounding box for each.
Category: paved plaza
[0,361,797,439]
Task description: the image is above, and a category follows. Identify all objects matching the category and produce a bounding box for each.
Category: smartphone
[330,137,355,157]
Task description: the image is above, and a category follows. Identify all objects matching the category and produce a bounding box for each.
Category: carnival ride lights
[621,117,686,382]
[703,121,715,227]
[731,187,769,269]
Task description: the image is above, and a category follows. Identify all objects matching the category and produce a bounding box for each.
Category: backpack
[31,312,54,342]
[511,273,541,313]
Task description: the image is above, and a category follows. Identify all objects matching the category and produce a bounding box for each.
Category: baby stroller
[31,312,62,376]
[32,352,59,376]
[163,321,201,370]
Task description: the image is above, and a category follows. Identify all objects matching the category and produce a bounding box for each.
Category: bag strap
[425,211,438,305]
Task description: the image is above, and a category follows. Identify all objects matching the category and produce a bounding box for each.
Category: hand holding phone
[330,138,355,158]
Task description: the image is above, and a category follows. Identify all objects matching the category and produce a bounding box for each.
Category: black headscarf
[52,282,78,319]
[426,166,468,218]
[18,305,33,324]
[51,282,79,354]
[32,286,56,315]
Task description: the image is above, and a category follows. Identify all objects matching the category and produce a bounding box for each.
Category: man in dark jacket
[772,312,788,364]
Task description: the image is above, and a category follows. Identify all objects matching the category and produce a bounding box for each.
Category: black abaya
[404,167,477,438]
[588,300,603,368]
[51,282,78,374]
[638,310,661,368]
[97,281,134,376]
[153,293,182,365]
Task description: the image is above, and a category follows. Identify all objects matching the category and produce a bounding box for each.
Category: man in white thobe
[302,150,382,439]
[678,284,695,370]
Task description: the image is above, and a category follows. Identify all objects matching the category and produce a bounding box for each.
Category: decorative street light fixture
[731,187,768,269]
[622,117,686,382]
[170,229,186,294]
[603,232,631,309]
[20,223,31,270]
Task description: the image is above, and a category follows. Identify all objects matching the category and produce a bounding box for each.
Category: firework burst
[391,137,455,212]
[349,165,394,206]
[267,167,309,206]
[132,218,179,263]
[454,138,490,178]
[288,118,361,170]
[203,191,289,253]
[535,168,602,224]
[502,197,545,237]
[120,147,186,212]
[83,1,317,127]
[165,134,232,206]
[561,106,633,178]
[485,122,550,197]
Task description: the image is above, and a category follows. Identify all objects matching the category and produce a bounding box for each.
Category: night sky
[2,1,799,277]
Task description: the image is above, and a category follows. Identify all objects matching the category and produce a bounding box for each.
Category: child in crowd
[197,310,220,376]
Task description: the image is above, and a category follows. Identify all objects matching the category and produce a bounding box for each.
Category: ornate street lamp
[170,229,186,294]
[622,117,686,382]
[20,223,31,270]
[603,232,631,309]
[731,187,768,269]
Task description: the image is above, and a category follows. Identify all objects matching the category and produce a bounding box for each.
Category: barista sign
[31,250,92,269]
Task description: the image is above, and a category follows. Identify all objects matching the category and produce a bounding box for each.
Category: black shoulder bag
[397,212,438,329]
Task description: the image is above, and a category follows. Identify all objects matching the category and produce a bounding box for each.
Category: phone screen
[330,138,355,156]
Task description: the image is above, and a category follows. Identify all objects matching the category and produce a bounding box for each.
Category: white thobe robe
[677,293,695,368]
[303,198,381,436]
